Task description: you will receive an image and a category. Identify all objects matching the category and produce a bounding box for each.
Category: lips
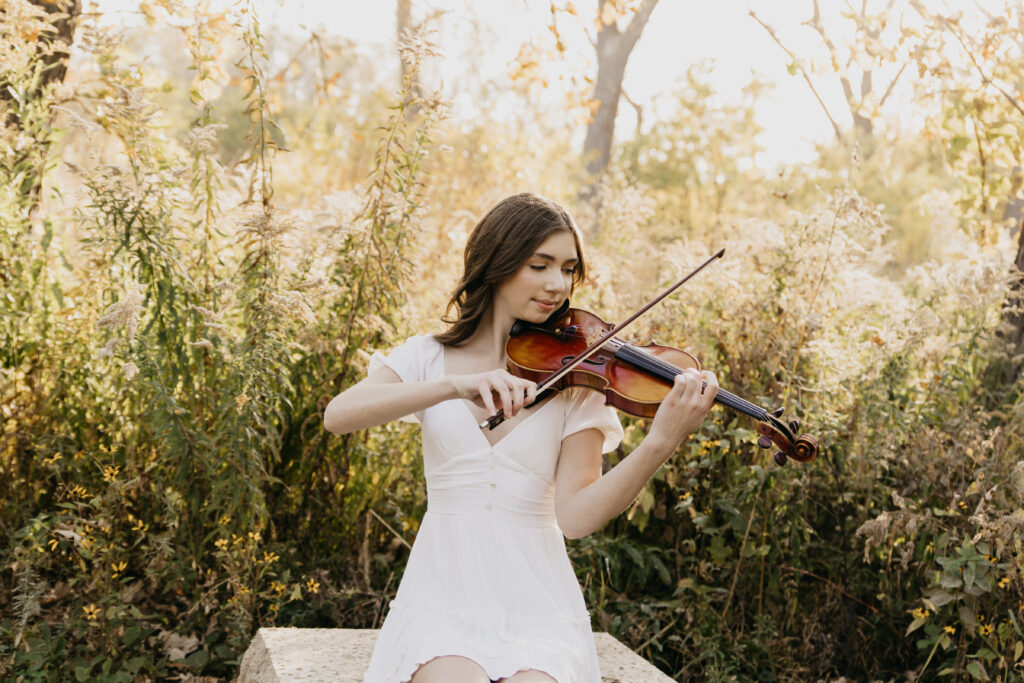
[533,299,557,310]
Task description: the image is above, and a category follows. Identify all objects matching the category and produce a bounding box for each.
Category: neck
[464,305,516,367]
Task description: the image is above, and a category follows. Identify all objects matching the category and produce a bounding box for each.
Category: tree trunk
[1,0,81,218]
[579,0,658,201]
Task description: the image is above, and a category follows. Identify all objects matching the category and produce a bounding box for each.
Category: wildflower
[305,577,320,595]
[943,625,955,634]
[48,538,59,551]
[42,453,62,466]
[911,607,928,620]
[183,122,227,153]
[97,281,145,340]
[979,623,993,636]
[214,538,229,550]
[131,518,145,533]
[998,577,1010,589]
[270,581,286,595]
[263,551,279,564]
[111,561,127,578]
[102,464,120,482]
[83,604,101,621]
[218,515,231,526]
[122,361,139,381]
[248,531,261,543]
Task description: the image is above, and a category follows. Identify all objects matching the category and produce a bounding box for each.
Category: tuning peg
[774,451,787,466]
[789,419,800,432]
[757,435,773,449]
[771,407,784,417]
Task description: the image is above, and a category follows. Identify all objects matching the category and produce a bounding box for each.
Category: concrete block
[237,628,674,682]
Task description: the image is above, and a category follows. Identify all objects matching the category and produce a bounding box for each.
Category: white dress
[362,334,624,683]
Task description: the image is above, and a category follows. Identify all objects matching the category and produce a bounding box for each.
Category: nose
[545,269,568,293]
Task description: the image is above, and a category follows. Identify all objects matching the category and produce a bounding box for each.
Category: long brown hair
[435,193,587,346]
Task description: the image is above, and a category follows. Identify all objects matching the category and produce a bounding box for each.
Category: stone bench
[238,628,673,682]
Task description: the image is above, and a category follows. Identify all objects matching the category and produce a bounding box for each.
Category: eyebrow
[533,252,578,265]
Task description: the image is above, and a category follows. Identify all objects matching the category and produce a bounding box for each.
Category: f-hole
[562,355,605,366]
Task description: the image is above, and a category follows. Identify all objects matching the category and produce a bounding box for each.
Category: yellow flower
[978,623,993,636]
[911,608,928,620]
[111,561,127,577]
[270,581,286,595]
[263,551,279,564]
[48,538,59,551]
[131,518,146,532]
[214,538,229,550]
[998,577,1010,589]
[943,625,955,635]
[102,464,120,482]
[218,515,231,526]
[83,604,100,621]
[248,531,261,543]
[306,577,320,595]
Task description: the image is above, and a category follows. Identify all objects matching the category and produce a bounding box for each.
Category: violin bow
[481,249,725,430]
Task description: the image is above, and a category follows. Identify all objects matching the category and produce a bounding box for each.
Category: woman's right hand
[449,370,538,418]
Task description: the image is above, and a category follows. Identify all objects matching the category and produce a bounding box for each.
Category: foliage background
[1,0,1023,681]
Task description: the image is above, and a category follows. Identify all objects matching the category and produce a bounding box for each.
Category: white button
[485,504,493,511]
[489,483,496,490]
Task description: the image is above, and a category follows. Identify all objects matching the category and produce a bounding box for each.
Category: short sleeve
[367,335,438,424]
[368,335,430,384]
[561,387,623,454]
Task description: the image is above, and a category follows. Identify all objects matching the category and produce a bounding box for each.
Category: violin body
[507,308,698,418]
[505,308,819,465]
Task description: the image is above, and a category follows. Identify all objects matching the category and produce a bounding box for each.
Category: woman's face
[494,230,578,323]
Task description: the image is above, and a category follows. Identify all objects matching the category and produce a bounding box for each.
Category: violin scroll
[754,408,819,465]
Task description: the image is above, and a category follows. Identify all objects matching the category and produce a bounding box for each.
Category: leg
[410,655,490,683]
[497,670,557,683]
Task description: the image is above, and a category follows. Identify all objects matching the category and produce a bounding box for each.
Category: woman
[324,193,718,683]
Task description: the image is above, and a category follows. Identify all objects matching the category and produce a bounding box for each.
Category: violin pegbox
[755,408,819,465]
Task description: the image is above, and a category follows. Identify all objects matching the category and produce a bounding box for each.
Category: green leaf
[906,617,926,635]
[965,661,987,680]
[184,649,210,668]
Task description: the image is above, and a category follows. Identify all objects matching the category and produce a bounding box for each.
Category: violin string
[615,343,769,419]
[534,326,770,420]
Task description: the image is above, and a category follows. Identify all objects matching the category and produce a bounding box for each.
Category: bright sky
[90,0,985,168]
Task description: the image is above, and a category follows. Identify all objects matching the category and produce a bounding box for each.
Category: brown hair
[434,193,586,346]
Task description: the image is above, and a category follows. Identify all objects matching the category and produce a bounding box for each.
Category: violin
[480,250,819,466]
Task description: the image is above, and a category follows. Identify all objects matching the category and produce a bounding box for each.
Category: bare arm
[554,368,717,539]
[323,365,538,435]
[323,366,457,435]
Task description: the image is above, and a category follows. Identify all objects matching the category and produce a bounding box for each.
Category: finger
[680,368,703,401]
[700,371,719,404]
[509,378,524,414]
[524,380,538,406]
[478,380,496,415]
[494,379,513,416]
[669,371,690,401]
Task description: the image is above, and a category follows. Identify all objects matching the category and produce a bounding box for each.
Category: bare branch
[937,12,1024,118]
[878,61,907,107]
[749,8,845,142]
[623,0,659,45]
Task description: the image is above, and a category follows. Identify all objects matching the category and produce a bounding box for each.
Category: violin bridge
[584,327,608,347]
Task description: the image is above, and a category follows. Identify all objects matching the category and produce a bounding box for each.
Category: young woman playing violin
[323,192,719,683]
